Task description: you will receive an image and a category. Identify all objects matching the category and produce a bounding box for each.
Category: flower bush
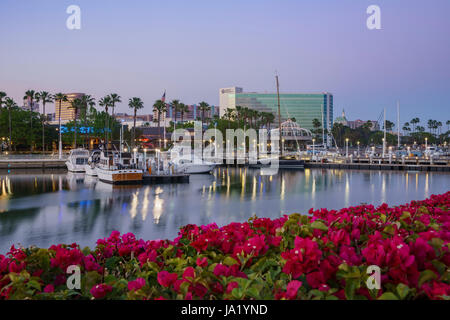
[0,192,449,300]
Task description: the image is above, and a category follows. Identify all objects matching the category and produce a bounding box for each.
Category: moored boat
[96,150,143,184]
[65,148,90,172]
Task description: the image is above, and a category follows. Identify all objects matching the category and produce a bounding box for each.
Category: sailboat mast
[276,75,282,156]
[397,101,400,149]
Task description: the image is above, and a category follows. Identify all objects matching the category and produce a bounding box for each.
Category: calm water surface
[0,168,448,253]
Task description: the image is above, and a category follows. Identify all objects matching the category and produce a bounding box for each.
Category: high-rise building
[22,98,39,113]
[219,87,333,135]
[55,93,84,121]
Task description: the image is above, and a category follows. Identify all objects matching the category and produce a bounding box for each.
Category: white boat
[85,150,101,176]
[424,146,442,157]
[96,150,143,184]
[168,145,216,174]
[66,148,90,172]
[171,154,216,174]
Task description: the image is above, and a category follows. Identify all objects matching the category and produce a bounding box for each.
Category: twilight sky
[0,0,449,125]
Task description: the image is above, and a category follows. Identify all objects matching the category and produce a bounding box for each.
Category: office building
[55,93,84,121]
[219,87,333,134]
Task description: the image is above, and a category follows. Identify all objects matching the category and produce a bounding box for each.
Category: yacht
[424,146,442,157]
[169,145,216,174]
[96,150,144,184]
[171,154,216,174]
[85,150,101,176]
[66,148,90,172]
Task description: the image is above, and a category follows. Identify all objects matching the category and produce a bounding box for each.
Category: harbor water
[0,168,448,253]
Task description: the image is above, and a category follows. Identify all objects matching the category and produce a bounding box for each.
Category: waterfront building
[334,109,348,126]
[55,93,84,121]
[219,87,333,144]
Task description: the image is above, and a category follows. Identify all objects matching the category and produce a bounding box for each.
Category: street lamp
[357,141,360,157]
[312,138,316,160]
[425,137,428,150]
[345,138,349,158]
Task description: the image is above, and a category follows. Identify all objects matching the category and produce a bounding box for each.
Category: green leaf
[223,256,239,266]
[396,283,410,300]
[418,270,437,288]
[378,292,399,300]
[344,278,359,300]
[310,220,328,232]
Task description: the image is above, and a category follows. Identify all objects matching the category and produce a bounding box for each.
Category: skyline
[1,0,449,124]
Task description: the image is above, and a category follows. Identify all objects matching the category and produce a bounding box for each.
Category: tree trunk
[133,108,137,147]
[42,102,46,152]
[8,108,12,152]
[30,98,33,152]
[158,113,161,148]
[73,107,78,149]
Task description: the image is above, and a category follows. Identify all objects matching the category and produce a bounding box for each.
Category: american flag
[161,90,166,103]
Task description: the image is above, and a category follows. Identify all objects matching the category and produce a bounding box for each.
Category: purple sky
[0,0,449,126]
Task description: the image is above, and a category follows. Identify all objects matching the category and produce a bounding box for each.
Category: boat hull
[66,161,86,173]
[84,164,98,176]
[96,168,143,184]
[183,164,216,174]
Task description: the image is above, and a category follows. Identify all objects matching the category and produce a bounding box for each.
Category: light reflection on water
[0,168,448,253]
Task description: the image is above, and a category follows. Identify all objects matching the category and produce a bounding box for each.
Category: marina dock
[0,159,67,169]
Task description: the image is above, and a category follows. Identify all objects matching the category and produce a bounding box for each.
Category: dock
[0,159,66,169]
[304,162,450,172]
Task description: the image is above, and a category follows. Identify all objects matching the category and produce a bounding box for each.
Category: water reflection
[0,168,448,252]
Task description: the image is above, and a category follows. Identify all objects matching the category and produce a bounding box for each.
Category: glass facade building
[220,88,333,133]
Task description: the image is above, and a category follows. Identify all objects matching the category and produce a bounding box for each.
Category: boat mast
[397,101,400,149]
[276,74,282,156]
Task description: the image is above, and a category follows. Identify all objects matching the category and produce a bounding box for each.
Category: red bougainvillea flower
[157,271,178,288]
[196,257,208,268]
[90,284,113,299]
[43,284,54,293]
[286,280,302,300]
[128,278,146,291]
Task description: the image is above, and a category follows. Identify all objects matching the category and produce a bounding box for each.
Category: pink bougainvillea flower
[196,257,208,267]
[128,278,146,291]
[43,284,54,293]
[90,284,113,299]
[157,271,178,288]
[286,280,302,300]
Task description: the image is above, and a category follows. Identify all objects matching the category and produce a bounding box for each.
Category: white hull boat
[66,148,89,173]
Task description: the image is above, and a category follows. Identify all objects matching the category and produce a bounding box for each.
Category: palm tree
[198,101,210,129]
[109,93,121,116]
[171,99,181,126]
[180,103,189,124]
[265,112,275,131]
[24,90,37,151]
[128,97,144,147]
[4,97,17,151]
[69,98,83,148]
[109,94,121,142]
[35,91,53,152]
[79,95,95,148]
[312,118,321,138]
[224,108,235,129]
[446,120,450,133]
[0,91,7,110]
[410,118,420,133]
[99,96,112,147]
[54,93,68,157]
[153,99,167,148]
